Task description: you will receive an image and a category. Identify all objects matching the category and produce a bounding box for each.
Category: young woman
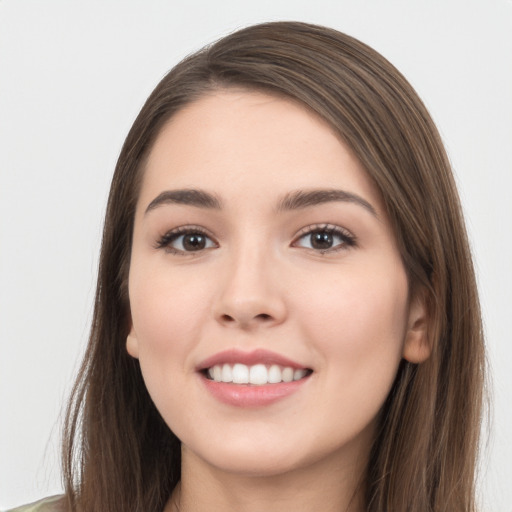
[12,21,485,512]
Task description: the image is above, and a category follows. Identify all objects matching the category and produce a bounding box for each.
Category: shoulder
[4,495,66,512]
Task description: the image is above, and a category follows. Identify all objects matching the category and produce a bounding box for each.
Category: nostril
[219,312,272,324]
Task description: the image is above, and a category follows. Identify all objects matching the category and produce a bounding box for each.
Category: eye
[156,227,217,254]
[293,225,356,253]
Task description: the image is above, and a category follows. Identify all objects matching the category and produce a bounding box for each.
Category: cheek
[291,266,409,447]
[128,264,215,378]
[302,259,408,342]
[128,268,213,426]
[298,262,408,392]
[131,263,204,333]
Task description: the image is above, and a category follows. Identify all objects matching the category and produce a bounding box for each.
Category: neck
[165,445,368,512]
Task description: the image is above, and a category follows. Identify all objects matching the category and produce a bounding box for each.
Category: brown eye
[294,226,356,253]
[182,233,208,251]
[310,231,334,250]
[157,228,217,254]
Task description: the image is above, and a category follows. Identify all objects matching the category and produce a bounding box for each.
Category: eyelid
[154,223,356,255]
[155,225,218,254]
[291,223,356,253]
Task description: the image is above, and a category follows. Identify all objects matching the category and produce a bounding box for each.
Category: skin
[127,90,430,512]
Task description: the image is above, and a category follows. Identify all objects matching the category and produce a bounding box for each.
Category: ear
[126,325,140,359]
[402,288,431,364]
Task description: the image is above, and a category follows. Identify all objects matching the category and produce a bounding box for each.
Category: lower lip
[201,374,310,407]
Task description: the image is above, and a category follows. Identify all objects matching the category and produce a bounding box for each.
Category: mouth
[197,349,313,405]
[202,363,313,386]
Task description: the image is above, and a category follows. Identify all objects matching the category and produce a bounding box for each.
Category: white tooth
[293,369,307,381]
[268,364,282,384]
[232,363,249,384]
[249,364,268,385]
[282,367,294,383]
[207,367,215,380]
[213,365,222,382]
[221,364,233,382]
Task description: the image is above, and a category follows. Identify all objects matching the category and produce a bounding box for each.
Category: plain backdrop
[1,0,511,510]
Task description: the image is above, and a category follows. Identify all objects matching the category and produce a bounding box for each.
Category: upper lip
[197,348,310,371]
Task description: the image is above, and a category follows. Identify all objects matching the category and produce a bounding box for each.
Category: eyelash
[292,224,357,254]
[155,224,356,255]
[155,226,217,255]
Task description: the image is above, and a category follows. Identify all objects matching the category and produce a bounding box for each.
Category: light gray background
[1,1,511,510]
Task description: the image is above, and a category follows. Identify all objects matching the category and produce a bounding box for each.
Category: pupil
[183,234,206,251]
[311,231,333,249]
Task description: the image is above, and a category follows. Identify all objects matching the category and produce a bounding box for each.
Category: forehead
[139,89,383,212]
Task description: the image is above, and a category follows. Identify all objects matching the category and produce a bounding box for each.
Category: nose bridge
[214,234,286,328]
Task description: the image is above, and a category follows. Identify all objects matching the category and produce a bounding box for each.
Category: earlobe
[126,327,140,359]
[402,290,431,364]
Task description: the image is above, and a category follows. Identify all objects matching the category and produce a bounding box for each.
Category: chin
[180,421,373,480]
[192,444,308,478]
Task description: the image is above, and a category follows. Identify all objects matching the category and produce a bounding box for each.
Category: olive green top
[5,495,66,512]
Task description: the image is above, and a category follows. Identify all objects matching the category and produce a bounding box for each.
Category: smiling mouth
[203,363,313,386]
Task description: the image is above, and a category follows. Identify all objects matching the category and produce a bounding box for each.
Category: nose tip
[212,246,287,329]
[213,264,287,329]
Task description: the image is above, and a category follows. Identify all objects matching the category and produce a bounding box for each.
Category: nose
[213,247,287,330]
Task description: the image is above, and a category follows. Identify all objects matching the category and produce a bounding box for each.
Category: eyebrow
[145,187,377,217]
[276,189,377,216]
[145,189,222,214]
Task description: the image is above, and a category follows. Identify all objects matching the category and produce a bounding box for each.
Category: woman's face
[127,90,428,477]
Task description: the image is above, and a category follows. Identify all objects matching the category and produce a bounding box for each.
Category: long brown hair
[63,21,485,511]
